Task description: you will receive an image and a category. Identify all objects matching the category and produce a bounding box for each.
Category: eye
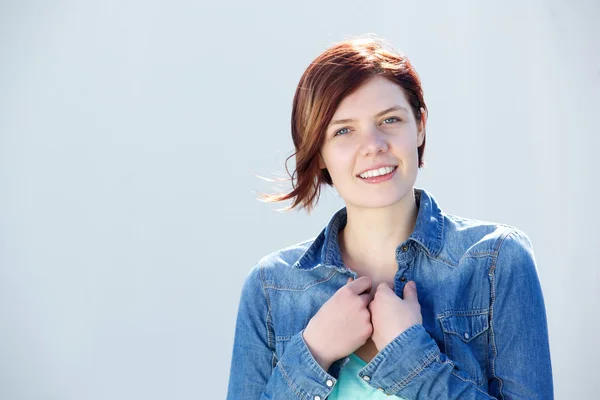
[333,127,350,137]
[382,116,401,124]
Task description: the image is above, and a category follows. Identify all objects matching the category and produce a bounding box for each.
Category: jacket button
[326,379,333,387]
[363,375,371,382]
[400,277,407,282]
[314,396,321,400]
[464,332,470,340]
[401,245,408,252]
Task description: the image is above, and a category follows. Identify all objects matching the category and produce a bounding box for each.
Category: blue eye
[383,117,401,124]
[334,127,350,136]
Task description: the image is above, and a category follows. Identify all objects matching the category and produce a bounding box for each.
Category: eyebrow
[328,106,409,126]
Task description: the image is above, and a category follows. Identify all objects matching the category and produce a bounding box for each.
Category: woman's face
[319,76,426,209]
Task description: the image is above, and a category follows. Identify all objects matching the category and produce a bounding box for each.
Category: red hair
[259,36,428,213]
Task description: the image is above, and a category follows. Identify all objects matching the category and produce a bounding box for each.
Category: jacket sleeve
[226,265,341,400]
[357,229,554,399]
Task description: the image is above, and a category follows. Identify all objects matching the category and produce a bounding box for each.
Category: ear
[318,153,326,170]
[417,107,427,147]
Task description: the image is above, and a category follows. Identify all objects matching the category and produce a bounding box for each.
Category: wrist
[302,330,333,371]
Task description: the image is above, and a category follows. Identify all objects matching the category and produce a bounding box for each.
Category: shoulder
[242,237,320,287]
[437,212,532,264]
[255,237,316,271]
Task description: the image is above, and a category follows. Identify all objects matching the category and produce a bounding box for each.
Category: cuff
[358,324,440,395]
[276,329,339,400]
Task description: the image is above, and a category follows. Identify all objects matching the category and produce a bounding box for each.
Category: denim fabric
[226,188,553,399]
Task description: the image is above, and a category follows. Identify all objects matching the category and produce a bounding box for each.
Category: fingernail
[409,281,416,289]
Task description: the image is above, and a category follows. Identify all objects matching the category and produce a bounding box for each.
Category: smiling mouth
[356,166,398,179]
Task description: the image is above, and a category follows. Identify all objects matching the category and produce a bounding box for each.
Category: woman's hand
[303,276,374,371]
[368,280,423,351]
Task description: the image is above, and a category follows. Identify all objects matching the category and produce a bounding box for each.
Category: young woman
[226,37,553,399]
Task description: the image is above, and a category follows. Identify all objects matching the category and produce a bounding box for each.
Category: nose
[360,127,389,157]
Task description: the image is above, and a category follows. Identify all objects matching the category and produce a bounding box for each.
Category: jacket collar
[291,187,444,271]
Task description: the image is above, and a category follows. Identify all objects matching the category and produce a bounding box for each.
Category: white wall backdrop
[1,0,598,398]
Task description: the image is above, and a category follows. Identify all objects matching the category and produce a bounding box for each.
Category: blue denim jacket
[226,188,553,399]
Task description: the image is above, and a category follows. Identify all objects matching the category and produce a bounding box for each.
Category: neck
[339,189,419,278]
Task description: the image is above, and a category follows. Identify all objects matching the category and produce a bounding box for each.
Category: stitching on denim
[391,347,438,391]
[259,267,277,357]
[450,369,479,386]
[437,312,489,385]
[263,269,338,291]
[300,333,332,381]
[418,250,455,267]
[419,246,493,268]
[488,228,515,400]
[436,209,444,255]
[437,311,490,346]
[464,251,495,258]
[483,317,490,387]
[293,237,320,270]
[274,334,333,395]
[450,369,496,399]
[428,213,518,266]
[436,309,489,318]
[367,324,421,366]
[442,324,451,368]
[276,362,307,399]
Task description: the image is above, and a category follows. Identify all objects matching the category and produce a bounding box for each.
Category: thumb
[403,281,419,302]
[347,276,354,284]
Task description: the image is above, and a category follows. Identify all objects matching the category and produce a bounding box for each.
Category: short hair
[259,36,428,214]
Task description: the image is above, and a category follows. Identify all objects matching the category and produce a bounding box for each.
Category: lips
[356,165,398,178]
[357,165,398,183]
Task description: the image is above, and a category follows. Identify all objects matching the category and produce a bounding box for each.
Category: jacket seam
[275,362,306,399]
[450,369,496,399]
[450,369,480,387]
[488,228,517,400]
[259,266,277,368]
[263,269,338,291]
[391,347,439,391]
[419,247,495,268]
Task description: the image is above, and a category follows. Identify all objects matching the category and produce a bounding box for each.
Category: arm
[486,229,554,398]
[357,229,553,399]
[226,265,340,400]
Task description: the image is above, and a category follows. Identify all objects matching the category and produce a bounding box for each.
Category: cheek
[395,132,419,147]
[392,136,420,160]
[323,149,354,173]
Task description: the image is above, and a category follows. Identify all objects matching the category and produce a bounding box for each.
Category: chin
[349,195,405,209]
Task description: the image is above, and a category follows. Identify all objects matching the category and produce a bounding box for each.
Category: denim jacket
[226,188,553,399]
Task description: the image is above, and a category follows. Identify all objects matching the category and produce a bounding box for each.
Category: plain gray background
[1,0,598,399]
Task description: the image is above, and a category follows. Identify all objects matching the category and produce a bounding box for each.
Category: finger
[358,290,375,306]
[403,281,419,303]
[346,275,372,295]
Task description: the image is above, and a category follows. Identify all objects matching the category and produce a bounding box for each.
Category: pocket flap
[439,312,489,343]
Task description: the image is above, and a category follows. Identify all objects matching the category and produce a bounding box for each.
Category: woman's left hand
[368,280,423,351]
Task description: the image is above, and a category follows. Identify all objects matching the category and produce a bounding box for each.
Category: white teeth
[359,166,395,179]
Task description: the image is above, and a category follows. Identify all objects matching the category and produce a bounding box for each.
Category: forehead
[332,76,410,117]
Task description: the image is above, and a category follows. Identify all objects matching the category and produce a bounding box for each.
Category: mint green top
[327,353,407,399]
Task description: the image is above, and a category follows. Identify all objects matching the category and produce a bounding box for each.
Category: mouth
[357,166,398,183]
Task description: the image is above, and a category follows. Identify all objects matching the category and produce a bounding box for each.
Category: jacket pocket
[438,310,489,386]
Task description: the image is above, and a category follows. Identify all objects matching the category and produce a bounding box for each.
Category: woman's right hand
[302,275,373,371]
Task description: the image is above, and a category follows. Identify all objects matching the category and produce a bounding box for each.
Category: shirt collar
[291,187,444,271]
